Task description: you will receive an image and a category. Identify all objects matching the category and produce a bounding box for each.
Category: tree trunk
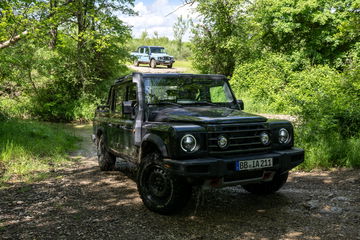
[75,0,87,91]
[49,0,58,49]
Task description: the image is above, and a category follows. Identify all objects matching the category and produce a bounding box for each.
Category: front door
[108,82,137,160]
[139,47,150,63]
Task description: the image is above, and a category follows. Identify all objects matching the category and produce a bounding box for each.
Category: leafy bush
[231,53,293,113]
[231,53,360,169]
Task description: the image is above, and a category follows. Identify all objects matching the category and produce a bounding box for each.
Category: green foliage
[173,16,189,53]
[0,120,78,185]
[191,0,360,74]
[231,52,360,169]
[231,53,293,112]
[0,0,134,121]
[252,0,360,69]
[191,0,254,76]
[296,128,360,170]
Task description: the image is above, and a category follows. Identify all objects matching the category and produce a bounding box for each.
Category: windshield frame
[143,76,237,108]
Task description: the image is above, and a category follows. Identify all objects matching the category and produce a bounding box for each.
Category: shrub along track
[0,125,359,240]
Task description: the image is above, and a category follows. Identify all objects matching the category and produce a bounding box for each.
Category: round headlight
[217,135,228,149]
[260,132,270,145]
[279,128,291,144]
[181,134,197,152]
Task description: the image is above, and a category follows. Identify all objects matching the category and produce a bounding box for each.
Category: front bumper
[156,60,175,65]
[164,148,304,185]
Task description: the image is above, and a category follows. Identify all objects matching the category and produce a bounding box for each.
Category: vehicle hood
[148,106,267,124]
[151,53,173,57]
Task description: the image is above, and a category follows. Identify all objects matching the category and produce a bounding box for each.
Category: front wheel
[242,171,289,195]
[97,135,116,171]
[134,59,139,66]
[150,59,156,68]
[167,64,173,68]
[137,152,192,214]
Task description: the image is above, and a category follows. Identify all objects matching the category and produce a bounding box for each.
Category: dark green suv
[92,73,304,214]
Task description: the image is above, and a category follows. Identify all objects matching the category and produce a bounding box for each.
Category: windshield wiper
[190,101,218,106]
[150,101,183,107]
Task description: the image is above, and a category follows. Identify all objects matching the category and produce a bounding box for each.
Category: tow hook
[263,171,275,181]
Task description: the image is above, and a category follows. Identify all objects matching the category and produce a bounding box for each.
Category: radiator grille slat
[207,123,271,155]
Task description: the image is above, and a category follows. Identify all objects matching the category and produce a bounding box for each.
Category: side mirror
[236,100,244,110]
[123,100,136,115]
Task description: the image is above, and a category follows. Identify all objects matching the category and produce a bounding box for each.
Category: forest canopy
[0,0,135,121]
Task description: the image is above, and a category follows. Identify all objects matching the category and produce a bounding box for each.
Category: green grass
[295,130,360,170]
[174,60,198,73]
[0,120,79,186]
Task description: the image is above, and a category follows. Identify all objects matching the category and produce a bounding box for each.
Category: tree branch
[0,30,29,49]
[165,0,196,17]
[0,0,75,50]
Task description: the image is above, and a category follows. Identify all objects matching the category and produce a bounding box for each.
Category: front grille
[207,123,271,155]
[163,57,171,60]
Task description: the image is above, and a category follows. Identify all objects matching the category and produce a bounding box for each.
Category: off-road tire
[242,171,289,195]
[134,60,139,66]
[137,152,192,215]
[167,64,173,68]
[150,59,157,68]
[97,135,116,171]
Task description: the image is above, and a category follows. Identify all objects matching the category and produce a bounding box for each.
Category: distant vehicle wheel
[134,60,139,66]
[242,171,289,195]
[167,64,173,68]
[137,152,192,214]
[97,135,116,171]
[150,59,157,68]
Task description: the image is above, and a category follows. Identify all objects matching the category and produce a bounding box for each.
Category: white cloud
[120,0,198,41]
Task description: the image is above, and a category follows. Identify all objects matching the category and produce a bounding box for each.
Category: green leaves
[0,0,134,121]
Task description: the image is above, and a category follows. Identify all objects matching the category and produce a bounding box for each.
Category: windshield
[150,47,166,54]
[144,78,234,105]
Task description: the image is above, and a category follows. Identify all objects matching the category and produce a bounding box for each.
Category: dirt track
[1,125,360,240]
[127,64,187,74]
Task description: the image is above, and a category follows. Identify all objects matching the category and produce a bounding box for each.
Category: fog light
[260,132,270,145]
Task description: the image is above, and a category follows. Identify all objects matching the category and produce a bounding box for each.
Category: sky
[120,0,198,41]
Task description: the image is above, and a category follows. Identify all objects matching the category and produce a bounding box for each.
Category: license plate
[236,158,273,171]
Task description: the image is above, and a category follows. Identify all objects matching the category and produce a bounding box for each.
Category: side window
[114,85,126,114]
[145,47,149,54]
[138,47,142,53]
[127,83,137,101]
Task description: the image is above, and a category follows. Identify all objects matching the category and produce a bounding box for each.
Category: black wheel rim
[142,164,172,204]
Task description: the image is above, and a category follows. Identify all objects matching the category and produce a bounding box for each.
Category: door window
[114,85,126,114]
[127,83,137,101]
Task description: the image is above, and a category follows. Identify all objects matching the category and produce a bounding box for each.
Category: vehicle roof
[138,46,165,48]
[114,72,227,84]
[136,72,227,79]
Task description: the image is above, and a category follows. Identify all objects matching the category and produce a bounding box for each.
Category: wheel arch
[140,133,168,160]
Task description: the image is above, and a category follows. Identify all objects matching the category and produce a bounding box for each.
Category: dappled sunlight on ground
[1,124,359,239]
